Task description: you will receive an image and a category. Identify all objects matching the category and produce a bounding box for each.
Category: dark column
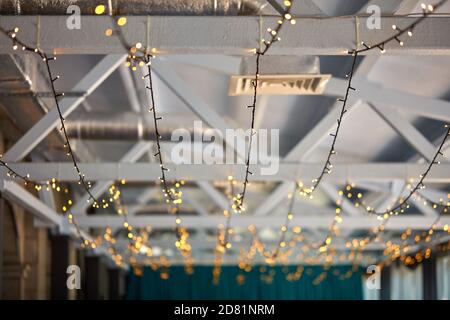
[50,235,73,299]
[85,256,100,300]
[380,265,391,300]
[108,268,125,300]
[423,257,437,300]
[84,256,109,300]
[0,194,4,300]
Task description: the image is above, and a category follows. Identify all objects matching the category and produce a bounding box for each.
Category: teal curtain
[126,265,363,300]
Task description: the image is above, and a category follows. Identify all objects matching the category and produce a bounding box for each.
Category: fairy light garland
[234,0,296,213]
[366,124,449,219]
[357,1,447,55]
[299,53,359,197]
[212,224,228,285]
[382,192,450,266]
[351,2,450,219]
[109,184,153,257]
[1,1,447,272]
[298,1,447,201]
[0,27,107,211]
[235,1,449,271]
[246,186,298,264]
[0,157,47,190]
[0,25,115,254]
[1,23,140,266]
[98,3,194,265]
[211,1,298,275]
[144,60,194,265]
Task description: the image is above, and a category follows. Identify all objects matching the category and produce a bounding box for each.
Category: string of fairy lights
[380,191,450,266]
[0,27,121,259]
[345,2,450,221]
[98,2,195,269]
[211,0,297,270]
[0,158,44,189]
[298,1,448,200]
[0,1,449,280]
[213,0,449,275]
[0,27,107,208]
[0,22,147,267]
[245,187,298,264]
[298,53,358,197]
[367,124,449,219]
[234,0,296,213]
[235,23,439,286]
[281,0,450,271]
[144,59,192,253]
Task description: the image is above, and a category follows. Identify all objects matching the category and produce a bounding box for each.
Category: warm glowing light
[95,5,106,15]
[117,17,127,27]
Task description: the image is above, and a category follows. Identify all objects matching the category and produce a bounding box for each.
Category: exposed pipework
[65,112,201,141]
[0,0,266,15]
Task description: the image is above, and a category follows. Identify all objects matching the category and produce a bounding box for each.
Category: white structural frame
[1,9,450,263]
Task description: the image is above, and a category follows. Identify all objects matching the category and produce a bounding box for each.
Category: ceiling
[1,0,450,265]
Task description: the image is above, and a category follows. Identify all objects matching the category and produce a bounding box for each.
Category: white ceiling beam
[375,180,405,211]
[251,182,295,216]
[127,187,160,216]
[160,55,241,75]
[70,141,151,214]
[76,215,450,230]
[369,103,441,162]
[251,44,373,217]
[0,180,62,226]
[184,195,210,217]
[196,181,230,211]
[252,100,363,216]
[118,66,142,113]
[325,77,450,122]
[395,0,423,14]
[88,205,335,216]
[409,196,439,217]
[117,238,385,250]
[2,16,450,55]
[357,0,414,14]
[368,100,448,217]
[5,162,450,183]
[320,182,363,216]
[418,189,449,203]
[152,61,247,161]
[267,0,325,16]
[2,54,126,162]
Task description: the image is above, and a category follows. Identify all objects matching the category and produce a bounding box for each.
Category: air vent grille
[228,74,331,96]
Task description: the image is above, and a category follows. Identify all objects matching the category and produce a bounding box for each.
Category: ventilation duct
[228,56,331,96]
[65,112,201,141]
[0,0,265,15]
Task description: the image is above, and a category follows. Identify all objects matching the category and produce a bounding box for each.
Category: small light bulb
[95,5,106,15]
[117,17,127,27]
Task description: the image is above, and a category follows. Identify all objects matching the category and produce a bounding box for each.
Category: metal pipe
[65,112,200,141]
[0,0,265,15]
